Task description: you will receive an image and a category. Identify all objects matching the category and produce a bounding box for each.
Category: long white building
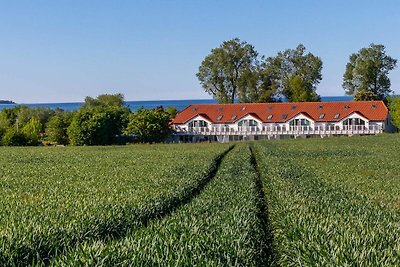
[171,101,391,142]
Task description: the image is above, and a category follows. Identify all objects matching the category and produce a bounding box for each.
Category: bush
[45,113,73,145]
[1,128,29,146]
[124,108,171,143]
[22,117,42,145]
[67,107,129,146]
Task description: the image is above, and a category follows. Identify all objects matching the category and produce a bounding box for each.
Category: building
[171,101,391,142]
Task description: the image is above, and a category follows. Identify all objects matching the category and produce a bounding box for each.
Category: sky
[0,0,399,103]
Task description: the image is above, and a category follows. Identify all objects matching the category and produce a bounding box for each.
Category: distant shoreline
[0,100,15,104]
[0,96,354,112]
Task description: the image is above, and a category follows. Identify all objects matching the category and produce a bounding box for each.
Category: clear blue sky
[1,0,399,103]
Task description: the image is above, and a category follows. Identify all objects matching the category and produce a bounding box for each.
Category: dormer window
[334,113,340,119]
[319,113,325,119]
[281,114,288,120]
[241,106,246,111]
[371,104,377,109]
[217,107,223,112]
[291,105,297,110]
[268,106,273,110]
[231,115,237,120]
[216,115,223,121]
[267,114,273,120]
[344,104,350,109]
[317,105,324,110]
[192,107,197,112]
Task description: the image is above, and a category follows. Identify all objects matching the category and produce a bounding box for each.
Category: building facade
[172,101,391,142]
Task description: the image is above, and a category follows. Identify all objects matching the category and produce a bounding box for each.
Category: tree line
[197,39,397,103]
[0,94,175,146]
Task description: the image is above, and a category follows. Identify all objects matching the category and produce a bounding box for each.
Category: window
[217,107,223,112]
[319,113,325,119]
[344,104,350,109]
[216,115,223,121]
[343,118,365,126]
[371,104,377,109]
[334,113,340,119]
[281,114,288,120]
[289,119,311,126]
[231,115,237,120]
[291,105,297,110]
[189,120,208,128]
[238,119,258,127]
[241,106,246,111]
[268,106,273,110]
[317,105,324,110]
[267,114,273,120]
[192,107,197,112]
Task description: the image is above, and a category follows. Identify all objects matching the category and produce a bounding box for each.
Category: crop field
[0,135,399,266]
[0,144,230,265]
[254,134,400,266]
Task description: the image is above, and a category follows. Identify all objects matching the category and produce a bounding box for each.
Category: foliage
[165,106,178,118]
[343,44,397,100]
[0,108,17,128]
[0,143,229,265]
[196,38,274,103]
[265,44,322,102]
[67,107,129,145]
[125,108,171,143]
[83,93,125,108]
[0,106,54,132]
[45,112,73,145]
[21,117,42,145]
[389,96,400,129]
[1,128,29,146]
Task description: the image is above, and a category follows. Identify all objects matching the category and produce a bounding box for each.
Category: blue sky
[0,0,399,103]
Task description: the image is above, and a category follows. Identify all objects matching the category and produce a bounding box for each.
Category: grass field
[0,135,399,266]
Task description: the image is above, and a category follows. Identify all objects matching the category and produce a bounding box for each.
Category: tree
[389,96,400,129]
[67,107,129,146]
[83,93,125,108]
[22,117,42,145]
[265,44,322,102]
[197,38,275,103]
[45,112,73,145]
[165,106,178,119]
[1,128,29,146]
[124,108,171,143]
[343,44,397,100]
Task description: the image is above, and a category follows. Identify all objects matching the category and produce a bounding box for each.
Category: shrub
[45,113,73,145]
[1,128,29,146]
[124,108,171,143]
[67,107,129,146]
[22,117,42,145]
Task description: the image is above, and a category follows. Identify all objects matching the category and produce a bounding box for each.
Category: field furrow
[254,138,400,267]
[49,144,271,266]
[0,144,230,266]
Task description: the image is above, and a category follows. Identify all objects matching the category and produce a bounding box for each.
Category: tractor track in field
[249,144,278,267]
[39,145,236,266]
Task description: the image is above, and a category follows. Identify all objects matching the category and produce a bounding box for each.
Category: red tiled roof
[173,101,388,124]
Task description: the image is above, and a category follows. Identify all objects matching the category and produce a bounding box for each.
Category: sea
[0,96,353,112]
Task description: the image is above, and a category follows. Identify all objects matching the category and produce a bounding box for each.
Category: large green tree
[67,106,129,146]
[83,93,125,109]
[67,94,129,146]
[343,44,397,100]
[196,38,276,103]
[265,44,322,102]
[124,108,171,143]
[389,96,400,129]
[45,112,73,145]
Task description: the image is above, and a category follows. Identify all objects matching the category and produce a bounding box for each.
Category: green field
[0,135,399,266]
